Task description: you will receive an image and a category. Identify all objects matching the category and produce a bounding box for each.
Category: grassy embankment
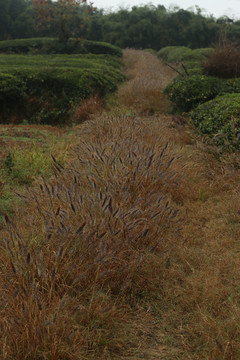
[0,49,240,359]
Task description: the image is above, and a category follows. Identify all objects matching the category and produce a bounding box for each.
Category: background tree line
[1,0,240,49]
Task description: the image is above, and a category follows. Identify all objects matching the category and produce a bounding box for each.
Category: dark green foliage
[163,75,222,112]
[157,46,193,62]
[0,53,124,125]
[0,73,26,101]
[0,37,50,53]
[164,74,240,113]
[83,40,122,57]
[144,49,157,55]
[0,73,27,119]
[157,46,213,66]
[220,78,240,94]
[0,38,123,57]
[97,5,220,50]
[4,152,14,173]
[158,46,214,77]
[190,93,240,149]
[1,2,240,51]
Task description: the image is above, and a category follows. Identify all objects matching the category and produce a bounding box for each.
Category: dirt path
[115,50,240,360]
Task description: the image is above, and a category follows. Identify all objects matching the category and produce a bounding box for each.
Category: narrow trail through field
[110,50,240,359]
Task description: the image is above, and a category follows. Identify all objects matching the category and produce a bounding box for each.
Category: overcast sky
[92,0,240,19]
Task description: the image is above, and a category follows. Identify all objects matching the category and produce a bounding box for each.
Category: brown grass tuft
[0,112,180,359]
[202,42,240,78]
[71,95,103,124]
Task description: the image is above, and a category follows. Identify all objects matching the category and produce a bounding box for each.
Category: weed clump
[0,115,179,359]
[202,42,240,78]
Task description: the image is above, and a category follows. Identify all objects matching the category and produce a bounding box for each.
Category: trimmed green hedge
[163,75,222,112]
[0,38,49,53]
[164,75,240,113]
[0,38,123,57]
[157,46,213,63]
[83,40,122,57]
[0,54,124,125]
[190,93,240,149]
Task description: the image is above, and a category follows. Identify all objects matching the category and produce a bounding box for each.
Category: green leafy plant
[164,75,240,113]
[0,37,123,57]
[163,75,222,112]
[0,52,124,125]
[190,93,240,149]
[157,46,213,63]
[3,152,14,173]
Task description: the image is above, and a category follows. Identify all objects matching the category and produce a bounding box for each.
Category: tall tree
[32,0,93,43]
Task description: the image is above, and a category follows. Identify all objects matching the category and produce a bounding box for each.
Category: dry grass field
[0,50,239,359]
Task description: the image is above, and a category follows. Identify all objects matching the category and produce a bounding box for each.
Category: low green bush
[0,38,51,53]
[220,78,240,94]
[163,75,222,112]
[157,46,213,63]
[0,73,27,119]
[0,38,123,57]
[190,93,240,149]
[182,61,202,75]
[0,54,124,125]
[83,40,122,57]
[144,48,157,54]
[164,75,240,113]
[191,48,214,60]
[0,73,26,101]
[157,46,191,62]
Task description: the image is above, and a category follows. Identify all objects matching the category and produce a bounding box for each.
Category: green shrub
[157,46,213,63]
[190,93,240,149]
[0,73,27,120]
[182,61,202,75]
[144,48,157,55]
[0,38,53,54]
[0,38,123,57]
[191,48,214,60]
[0,54,124,125]
[219,78,240,94]
[164,75,240,113]
[83,40,122,57]
[0,73,26,101]
[163,75,222,112]
[157,46,192,62]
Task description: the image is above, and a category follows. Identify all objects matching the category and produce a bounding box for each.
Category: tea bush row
[157,46,213,64]
[0,55,124,125]
[0,37,123,57]
[190,93,240,150]
[161,43,240,150]
[164,75,240,112]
